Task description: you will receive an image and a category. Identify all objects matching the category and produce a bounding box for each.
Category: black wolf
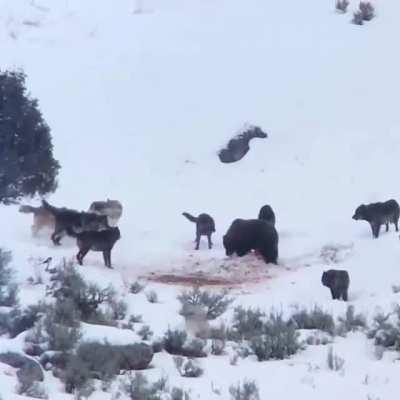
[19,204,55,237]
[88,199,123,226]
[258,204,276,226]
[182,212,215,250]
[321,269,350,301]
[352,199,399,238]
[218,125,268,164]
[69,227,121,268]
[223,219,278,264]
[42,200,109,246]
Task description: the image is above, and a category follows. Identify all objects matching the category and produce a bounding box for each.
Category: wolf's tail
[19,205,40,214]
[182,212,198,223]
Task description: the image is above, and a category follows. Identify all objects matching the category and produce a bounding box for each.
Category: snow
[1,0,400,398]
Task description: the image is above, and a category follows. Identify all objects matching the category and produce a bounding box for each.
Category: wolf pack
[18,197,400,302]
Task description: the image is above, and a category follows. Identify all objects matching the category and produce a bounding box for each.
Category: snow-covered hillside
[1,0,400,399]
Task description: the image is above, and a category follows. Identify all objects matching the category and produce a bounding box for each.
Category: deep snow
[1,0,400,399]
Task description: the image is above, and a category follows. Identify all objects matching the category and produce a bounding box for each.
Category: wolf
[69,227,121,268]
[42,200,109,246]
[19,204,55,237]
[88,199,123,226]
[321,269,350,301]
[218,125,268,164]
[258,204,276,226]
[223,219,278,264]
[182,212,215,250]
[352,199,399,238]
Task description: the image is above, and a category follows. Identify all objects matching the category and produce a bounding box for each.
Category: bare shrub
[249,312,301,361]
[359,1,375,21]
[17,381,48,399]
[146,290,159,303]
[327,347,345,371]
[367,309,400,349]
[163,329,187,355]
[178,288,233,320]
[291,305,335,335]
[228,307,265,341]
[138,325,153,341]
[0,248,18,306]
[173,356,203,378]
[130,281,145,294]
[211,339,225,355]
[129,313,143,323]
[336,0,349,13]
[229,380,260,400]
[337,305,367,335]
[109,298,128,320]
[352,10,364,24]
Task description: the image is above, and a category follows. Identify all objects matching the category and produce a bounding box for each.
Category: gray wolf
[218,125,268,163]
[223,219,278,264]
[258,204,276,226]
[71,227,121,268]
[352,199,399,238]
[321,269,350,301]
[182,212,215,250]
[19,204,55,237]
[88,199,123,226]
[42,200,109,246]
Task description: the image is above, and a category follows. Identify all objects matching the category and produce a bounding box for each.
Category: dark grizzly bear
[321,269,350,301]
[182,212,215,250]
[223,219,278,264]
[258,204,276,226]
[352,199,399,238]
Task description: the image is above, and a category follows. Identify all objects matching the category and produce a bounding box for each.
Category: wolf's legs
[77,248,90,265]
[207,234,213,249]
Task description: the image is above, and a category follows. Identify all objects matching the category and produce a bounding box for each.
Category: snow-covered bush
[163,328,187,355]
[118,373,191,400]
[173,356,203,378]
[327,347,345,371]
[228,307,265,341]
[0,248,18,306]
[249,312,301,361]
[178,288,233,320]
[17,381,48,399]
[163,328,206,357]
[352,10,364,25]
[359,1,375,21]
[62,354,94,396]
[291,305,336,335]
[146,290,159,303]
[129,313,143,323]
[183,338,207,357]
[2,303,45,338]
[109,297,128,320]
[0,70,60,203]
[337,305,367,335]
[367,309,400,349]
[49,261,120,325]
[130,281,145,294]
[229,380,260,400]
[211,339,225,355]
[335,0,349,13]
[138,325,153,341]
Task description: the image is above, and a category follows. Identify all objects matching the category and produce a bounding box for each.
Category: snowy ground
[1,0,400,399]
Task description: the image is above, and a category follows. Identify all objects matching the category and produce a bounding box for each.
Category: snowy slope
[1,0,400,399]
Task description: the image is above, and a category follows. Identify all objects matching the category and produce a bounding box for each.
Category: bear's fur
[321,269,350,301]
[223,219,278,264]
